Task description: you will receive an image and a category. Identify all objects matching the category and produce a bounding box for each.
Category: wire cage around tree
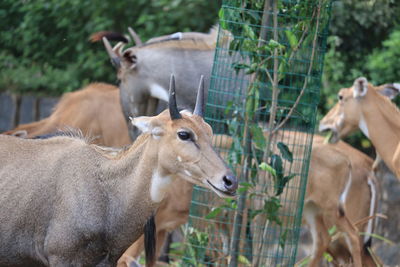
[178,0,333,266]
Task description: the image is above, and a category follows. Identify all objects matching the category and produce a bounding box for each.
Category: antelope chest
[150,170,172,203]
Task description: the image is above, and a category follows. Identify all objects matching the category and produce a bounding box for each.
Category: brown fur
[3,83,131,147]
[0,107,236,266]
[319,77,400,179]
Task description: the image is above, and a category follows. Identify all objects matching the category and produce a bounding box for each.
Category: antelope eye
[338,94,343,101]
[178,131,191,141]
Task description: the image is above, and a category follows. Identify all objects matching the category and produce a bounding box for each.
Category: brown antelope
[313,135,379,267]
[3,83,131,147]
[201,133,378,267]
[0,76,237,266]
[247,130,378,267]
[319,77,400,179]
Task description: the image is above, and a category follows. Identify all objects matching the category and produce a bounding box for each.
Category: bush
[0,0,220,96]
[367,29,400,85]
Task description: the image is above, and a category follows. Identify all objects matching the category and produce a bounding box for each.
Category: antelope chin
[206,180,236,198]
[319,126,340,144]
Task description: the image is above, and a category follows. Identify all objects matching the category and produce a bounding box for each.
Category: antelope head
[132,75,238,198]
[319,77,400,142]
[102,36,138,73]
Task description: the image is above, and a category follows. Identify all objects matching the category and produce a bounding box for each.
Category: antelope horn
[102,37,121,68]
[128,27,143,46]
[193,75,205,117]
[169,74,182,120]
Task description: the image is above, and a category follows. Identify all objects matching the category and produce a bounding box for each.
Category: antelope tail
[144,214,156,267]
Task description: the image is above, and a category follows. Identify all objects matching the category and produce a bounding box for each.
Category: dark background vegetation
[1,0,399,154]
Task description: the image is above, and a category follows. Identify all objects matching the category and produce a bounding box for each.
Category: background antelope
[0,76,237,266]
[3,83,131,147]
[246,131,377,267]
[319,77,400,179]
[99,27,218,140]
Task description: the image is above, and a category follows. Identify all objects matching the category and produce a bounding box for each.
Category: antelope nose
[223,174,238,192]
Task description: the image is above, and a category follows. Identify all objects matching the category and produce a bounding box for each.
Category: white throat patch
[150,170,172,203]
[359,115,369,138]
[149,83,169,102]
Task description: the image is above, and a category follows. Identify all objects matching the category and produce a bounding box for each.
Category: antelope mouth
[207,180,236,197]
[318,125,339,144]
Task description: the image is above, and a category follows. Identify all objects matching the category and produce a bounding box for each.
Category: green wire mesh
[180,0,332,266]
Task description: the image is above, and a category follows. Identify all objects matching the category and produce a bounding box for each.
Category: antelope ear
[131,116,164,137]
[122,49,137,69]
[11,130,28,138]
[352,77,368,99]
[377,83,400,99]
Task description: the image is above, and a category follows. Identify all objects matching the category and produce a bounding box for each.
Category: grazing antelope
[319,77,400,179]
[3,83,131,147]
[0,76,237,266]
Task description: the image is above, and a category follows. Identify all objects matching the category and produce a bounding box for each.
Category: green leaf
[285,30,298,49]
[323,252,333,262]
[259,162,276,177]
[268,39,284,50]
[205,207,222,219]
[277,142,293,163]
[238,255,251,265]
[219,8,227,29]
[279,229,288,249]
[264,197,282,225]
[359,232,396,246]
[224,101,234,115]
[270,154,283,179]
[275,174,296,196]
[250,124,266,149]
[240,182,253,187]
[238,182,254,193]
[243,24,256,40]
[237,187,249,194]
[323,130,333,144]
[249,208,263,220]
[328,225,337,236]
[232,62,250,74]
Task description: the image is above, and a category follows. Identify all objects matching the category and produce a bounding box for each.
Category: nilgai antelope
[0,76,237,266]
[2,81,193,266]
[2,83,131,147]
[98,27,219,139]
[319,77,400,179]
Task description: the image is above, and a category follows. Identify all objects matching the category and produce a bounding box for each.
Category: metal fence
[180,0,332,266]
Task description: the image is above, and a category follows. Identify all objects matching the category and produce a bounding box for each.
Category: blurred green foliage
[321,0,400,114]
[0,0,221,95]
